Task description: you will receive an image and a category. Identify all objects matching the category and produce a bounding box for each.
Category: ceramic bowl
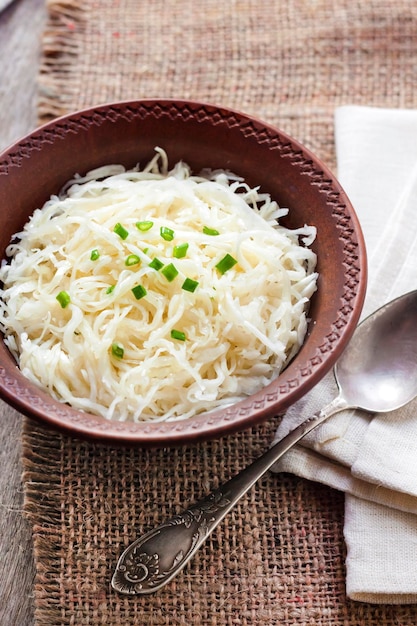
[0,100,366,445]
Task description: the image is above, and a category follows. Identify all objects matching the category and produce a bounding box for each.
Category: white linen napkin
[271,105,417,604]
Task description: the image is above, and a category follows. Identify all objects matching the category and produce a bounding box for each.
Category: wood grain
[0,1,46,624]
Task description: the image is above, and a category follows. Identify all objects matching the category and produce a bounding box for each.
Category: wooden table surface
[0,1,47,623]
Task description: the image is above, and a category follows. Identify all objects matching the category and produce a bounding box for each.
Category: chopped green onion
[111,342,124,359]
[114,222,129,240]
[56,290,70,308]
[106,285,116,294]
[182,278,199,293]
[160,226,175,241]
[149,257,164,271]
[161,263,178,282]
[171,329,186,341]
[125,254,141,266]
[173,242,189,259]
[90,249,100,261]
[131,284,147,300]
[203,226,220,236]
[215,253,238,274]
[143,247,149,254]
[136,220,154,232]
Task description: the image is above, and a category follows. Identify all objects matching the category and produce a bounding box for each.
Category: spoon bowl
[112,290,417,595]
[335,290,417,412]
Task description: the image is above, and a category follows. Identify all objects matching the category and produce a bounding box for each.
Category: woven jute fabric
[22,0,417,624]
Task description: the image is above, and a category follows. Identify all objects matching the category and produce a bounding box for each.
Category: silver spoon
[112,289,417,595]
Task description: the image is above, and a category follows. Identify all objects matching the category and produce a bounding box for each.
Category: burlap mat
[22,1,417,624]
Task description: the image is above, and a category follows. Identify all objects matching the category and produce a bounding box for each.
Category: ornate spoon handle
[111,395,347,595]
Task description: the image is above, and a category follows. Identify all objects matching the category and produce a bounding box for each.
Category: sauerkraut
[0,148,318,422]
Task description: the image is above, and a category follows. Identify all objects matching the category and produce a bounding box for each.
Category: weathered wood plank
[0,1,46,624]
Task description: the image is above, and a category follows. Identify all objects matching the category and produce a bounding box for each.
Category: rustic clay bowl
[0,100,366,446]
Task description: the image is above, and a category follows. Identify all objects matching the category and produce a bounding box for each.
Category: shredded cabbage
[0,148,318,422]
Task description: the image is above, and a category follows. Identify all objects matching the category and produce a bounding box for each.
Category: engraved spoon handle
[112,395,348,595]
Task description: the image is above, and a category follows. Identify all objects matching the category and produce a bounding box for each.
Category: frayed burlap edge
[22,420,66,625]
[38,0,86,123]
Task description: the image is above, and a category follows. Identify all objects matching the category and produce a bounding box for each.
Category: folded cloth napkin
[271,105,417,604]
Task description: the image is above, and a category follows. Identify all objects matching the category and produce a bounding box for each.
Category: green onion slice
[182,278,199,293]
[171,329,186,341]
[111,342,124,359]
[136,220,154,232]
[125,254,141,266]
[215,253,238,274]
[173,242,189,258]
[106,285,116,294]
[161,263,178,282]
[160,226,175,241]
[114,222,129,240]
[149,257,164,271]
[131,284,147,300]
[203,226,220,236]
[90,249,100,261]
[56,290,70,308]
